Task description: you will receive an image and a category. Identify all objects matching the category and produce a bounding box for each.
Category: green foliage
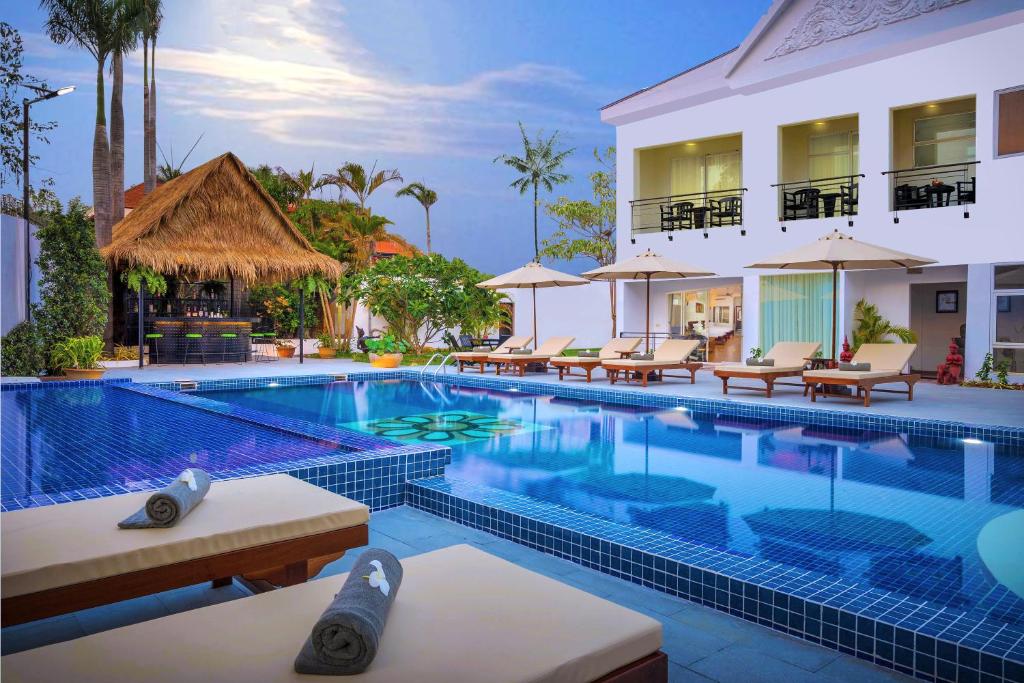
[120,265,168,296]
[975,352,994,382]
[851,299,916,351]
[32,199,110,372]
[995,360,1011,386]
[350,253,506,354]
[0,321,44,377]
[316,332,337,350]
[1,22,57,185]
[249,164,300,209]
[748,346,763,360]
[364,333,409,355]
[111,343,138,361]
[248,283,317,337]
[50,335,104,370]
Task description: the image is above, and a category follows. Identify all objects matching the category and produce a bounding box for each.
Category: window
[914,112,975,167]
[993,263,1024,375]
[995,86,1024,158]
[760,274,832,355]
[670,151,742,195]
[809,131,859,180]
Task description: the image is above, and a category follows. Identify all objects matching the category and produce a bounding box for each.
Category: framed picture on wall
[695,303,704,314]
[936,290,959,313]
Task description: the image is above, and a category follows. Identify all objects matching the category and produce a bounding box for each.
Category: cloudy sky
[6,0,769,274]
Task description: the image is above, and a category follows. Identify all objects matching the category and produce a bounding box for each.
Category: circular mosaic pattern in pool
[352,411,537,444]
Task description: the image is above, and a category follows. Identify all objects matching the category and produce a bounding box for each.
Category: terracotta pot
[317,347,337,359]
[276,346,296,358]
[63,368,106,380]
[369,352,402,368]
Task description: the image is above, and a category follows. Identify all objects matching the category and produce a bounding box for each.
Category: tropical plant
[395,181,438,253]
[495,122,574,259]
[120,265,168,296]
[280,164,324,204]
[541,147,616,335]
[0,23,57,185]
[32,199,110,372]
[140,0,161,193]
[0,321,44,377]
[364,333,409,355]
[995,360,1011,386]
[975,352,994,382]
[748,346,763,360]
[111,343,138,360]
[42,0,142,245]
[248,284,317,337]
[316,332,337,350]
[156,133,202,181]
[50,335,104,370]
[851,299,916,351]
[322,161,402,212]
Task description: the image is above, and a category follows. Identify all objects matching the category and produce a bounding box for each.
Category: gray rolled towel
[577,350,599,358]
[631,352,654,360]
[510,348,533,355]
[118,468,211,529]
[295,549,404,675]
[839,361,871,371]
[745,358,775,366]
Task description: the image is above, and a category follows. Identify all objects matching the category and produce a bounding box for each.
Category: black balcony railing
[771,174,865,229]
[881,160,978,223]
[630,187,748,240]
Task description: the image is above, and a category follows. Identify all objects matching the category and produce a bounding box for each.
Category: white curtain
[914,112,975,167]
[705,151,741,191]
[670,152,740,195]
[670,157,703,196]
[809,132,857,180]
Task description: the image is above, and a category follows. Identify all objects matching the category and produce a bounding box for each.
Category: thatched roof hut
[101,152,343,283]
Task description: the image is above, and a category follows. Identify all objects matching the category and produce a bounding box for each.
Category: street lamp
[22,84,75,323]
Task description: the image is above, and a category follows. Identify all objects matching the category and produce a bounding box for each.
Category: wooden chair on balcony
[782,188,820,221]
[660,201,694,231]
[893,184,929,211]
[710,196,742,226]
[956,176,976,204]
[840,183,858,216]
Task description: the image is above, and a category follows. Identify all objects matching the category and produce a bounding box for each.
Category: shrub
[50,335,104,371]
[365,333,409,355]
[0,321,44,377]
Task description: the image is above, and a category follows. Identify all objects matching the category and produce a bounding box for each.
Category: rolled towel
[510,348,533,355]
[839,361,871,371]
[118,468,211,529]
[577,350,599,358]
[631,352,654,360]
[295,549,404,675]
[745,358,775,367]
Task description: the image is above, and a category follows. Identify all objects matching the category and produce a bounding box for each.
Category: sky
[5,0,771,275]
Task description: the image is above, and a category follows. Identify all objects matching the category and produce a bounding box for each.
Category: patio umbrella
[477,261,588,349]
[582,249,715,352]
[747,230,935,359]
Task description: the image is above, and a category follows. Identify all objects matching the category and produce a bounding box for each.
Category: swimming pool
[203,378,1024,633]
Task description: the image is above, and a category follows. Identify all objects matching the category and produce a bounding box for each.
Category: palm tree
[395,181,437,253]
[42,0,138,246]
[155,133,202,182]
[322,162,402,213]
[141,0,161,194]
[851,299,917,352]
[494,122,574,260]
[109,0,142,222]
[280,165,323,204]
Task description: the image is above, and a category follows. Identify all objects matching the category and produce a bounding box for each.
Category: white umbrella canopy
[583,249,715,351]
[747,230,936,359]
[477,261,589,348]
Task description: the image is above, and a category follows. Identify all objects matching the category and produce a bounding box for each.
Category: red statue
[839,336,853,363]
[936,340,964,385]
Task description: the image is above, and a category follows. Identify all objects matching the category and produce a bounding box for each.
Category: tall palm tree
[322,162,402,213]
[42,0,135,245]
[108,0,141,222]
[140,0,161,193]
[395,181,438,253]
[494,122,574,260]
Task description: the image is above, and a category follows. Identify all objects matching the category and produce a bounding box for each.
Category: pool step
[173,379,198,392]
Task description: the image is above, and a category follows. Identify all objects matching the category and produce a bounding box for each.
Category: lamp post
[22,84,75,323]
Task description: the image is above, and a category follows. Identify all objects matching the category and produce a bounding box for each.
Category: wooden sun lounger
[0,474,369,627]
[713,342,822,399]
[803,343,920,407]
[601,339,702,388]
[454,335,533,373]
[550,338,641,383]
[491,336,575,377]
[1,545,667,683]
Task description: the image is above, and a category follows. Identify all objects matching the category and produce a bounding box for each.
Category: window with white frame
[995,85,1024,158]
[914,112,976,167]
[993,264,1024,375]
[809,131,859,180]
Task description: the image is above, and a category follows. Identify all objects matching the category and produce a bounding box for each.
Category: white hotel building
[522,0,1024,379]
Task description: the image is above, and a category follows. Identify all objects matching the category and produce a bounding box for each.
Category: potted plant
[50,336,106,380]
[316,332,338,358]
[365,333,408,368]
[100,344,141,369]
[275,339,296,358]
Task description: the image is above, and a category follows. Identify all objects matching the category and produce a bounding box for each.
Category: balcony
[772,174,864,230]
[882,161,978,222]
[632,133,743,240]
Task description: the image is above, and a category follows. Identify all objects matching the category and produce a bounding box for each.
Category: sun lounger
[549,338,641,382]
[1,474,369,627]
[454,335,532,373]
[713,341,822,398]
[492,336,576,376]
[803,343,920,407]
[1,544,667,683]
[601,339,702,387]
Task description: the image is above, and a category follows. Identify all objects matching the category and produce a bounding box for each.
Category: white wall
[508,285,613,349]
[1,214,41,337]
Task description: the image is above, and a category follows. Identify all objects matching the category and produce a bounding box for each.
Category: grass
[303,351,439,366]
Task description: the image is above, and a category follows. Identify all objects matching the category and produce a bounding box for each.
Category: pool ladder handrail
[432,353,455,376]
[420,352,443,375]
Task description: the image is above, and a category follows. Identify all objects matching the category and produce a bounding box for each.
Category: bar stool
[144,333,164,364]
[183,332,206,365]
[254,332,277,362]
[218,332,240,363]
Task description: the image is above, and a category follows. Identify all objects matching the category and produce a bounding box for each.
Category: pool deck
[0,506,911,682]
[23,357,1020,428]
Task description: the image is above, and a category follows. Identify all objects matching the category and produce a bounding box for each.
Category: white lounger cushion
[1,474,369,598]
[452,335,533,359]
[804,343,917,380]
[717,364,805,374]
[489,336,575,360]
[604,339,700,368]
[716,341,821,374]
[1,544,662,683]
[554,338,641,364]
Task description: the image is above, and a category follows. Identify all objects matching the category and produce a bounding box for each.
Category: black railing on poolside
[629,187,748,241]
[881,160,978,223]
[771,174,865,229]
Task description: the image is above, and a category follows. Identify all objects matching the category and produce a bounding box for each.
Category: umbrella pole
[645,275,651,353]
[532,285,538,349]
[830,263,838,361]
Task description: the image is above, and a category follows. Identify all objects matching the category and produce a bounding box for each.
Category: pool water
[204,379,1024,627]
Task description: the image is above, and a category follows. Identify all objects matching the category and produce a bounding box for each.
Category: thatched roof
[102,152,343,283]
